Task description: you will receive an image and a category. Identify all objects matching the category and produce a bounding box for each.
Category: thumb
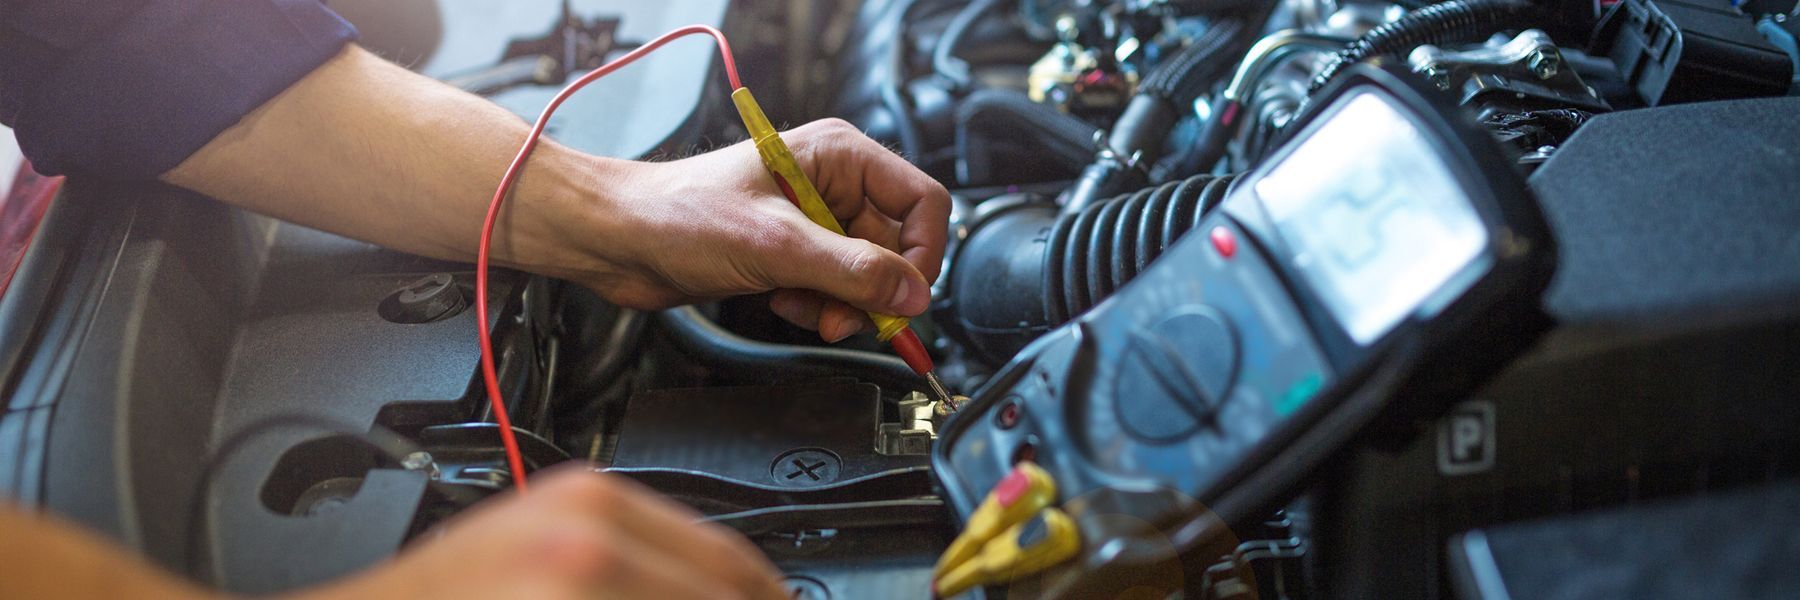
[764,225,931,317]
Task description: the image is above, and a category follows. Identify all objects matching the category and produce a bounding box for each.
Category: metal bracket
[876,391,965,455]
[1408,30,1610,113]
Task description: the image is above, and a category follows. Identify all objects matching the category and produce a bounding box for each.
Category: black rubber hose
[883,0,928,159]
[1164,0,1268,13]
[955,89,1101,186]
[563,308,647,399]
[1308,0,1539,93]
[1105,18,1248,164]
[1140,18,1249,108]
[1054,174,1236,320]
[1062,13,1263,213]
[933,0,1005,91]
[655,306,920,394]
[944,174,1236,365]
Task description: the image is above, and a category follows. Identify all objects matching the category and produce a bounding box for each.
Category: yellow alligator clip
[933,505,1081,597]
[934,462,1063,586]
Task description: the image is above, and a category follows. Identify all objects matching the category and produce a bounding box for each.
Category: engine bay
[7,0,1800,598]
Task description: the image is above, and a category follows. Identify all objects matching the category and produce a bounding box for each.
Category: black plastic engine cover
[1449,479,1800,599]
[611,379,926,497]
[609,379,945,600]
[1316,96,1800,599]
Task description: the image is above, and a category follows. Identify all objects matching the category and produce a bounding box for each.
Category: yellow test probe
[730,88,953,403]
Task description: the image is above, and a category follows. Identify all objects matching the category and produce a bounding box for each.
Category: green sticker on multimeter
[1275,373,1324,416]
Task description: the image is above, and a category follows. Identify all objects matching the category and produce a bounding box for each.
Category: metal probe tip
[925,372,954,406]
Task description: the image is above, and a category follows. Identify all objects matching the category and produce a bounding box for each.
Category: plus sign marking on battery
[785,458,828,481]
[770,448,841,487]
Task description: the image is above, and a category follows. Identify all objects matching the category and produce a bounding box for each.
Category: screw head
[1526,50,1561,80]
[398,274,453,304]
[783,576,831,600]
[1420,64,1451,90]
[379,273,467,324]
[304,496,348,517]
[401,451,441,479]
[401,451,434,470]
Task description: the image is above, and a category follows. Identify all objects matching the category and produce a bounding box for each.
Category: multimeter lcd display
[1252,91,1489,345]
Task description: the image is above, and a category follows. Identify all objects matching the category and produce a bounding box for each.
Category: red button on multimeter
[1210,226,1237,258]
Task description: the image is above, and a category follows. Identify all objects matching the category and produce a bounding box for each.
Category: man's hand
[166,46,950,343]
[569,119,950,342]
[301,466,789,600]
[2,467,788,600]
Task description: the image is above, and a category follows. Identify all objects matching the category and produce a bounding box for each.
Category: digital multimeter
[931,64,1556,597]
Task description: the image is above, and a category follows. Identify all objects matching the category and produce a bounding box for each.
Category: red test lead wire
[476,25,742,493]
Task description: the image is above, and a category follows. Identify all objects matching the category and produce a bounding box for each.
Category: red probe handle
[891,328,936,375]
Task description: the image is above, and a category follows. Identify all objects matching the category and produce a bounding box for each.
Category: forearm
[163,41,947,330]
[0,504,220,599]
[162,45,620,281]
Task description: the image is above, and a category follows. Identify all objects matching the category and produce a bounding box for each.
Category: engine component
[1025,14,1138,117]
[935,0,1009,92]
[878,391,959,456]
[438,1,623,95]
[954,89,1101,187]
[1186,28,1351,177]
[655,306,919,393]
[826,0,1049,163]
[1064,14,1265,213]
[939,174,1236,366]
[1591,0,1794,106]
[1450,481,1800,600]
[598,378,948,599]
[1308,0,1541,93]
[1044,174,1237,324]
[1137,16,1259,110]
[1480,108,1594,155]
[375,273,468,324]
[1408,29,1611,117]
[608,379,926,495]
[934,195,1062,366]
[826,0,930,158]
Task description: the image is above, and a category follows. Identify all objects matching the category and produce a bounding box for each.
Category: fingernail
[827,320,863,343]
[889,277,929,315]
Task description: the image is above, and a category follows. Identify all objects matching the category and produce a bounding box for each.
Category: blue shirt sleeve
[0,0,358,179]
